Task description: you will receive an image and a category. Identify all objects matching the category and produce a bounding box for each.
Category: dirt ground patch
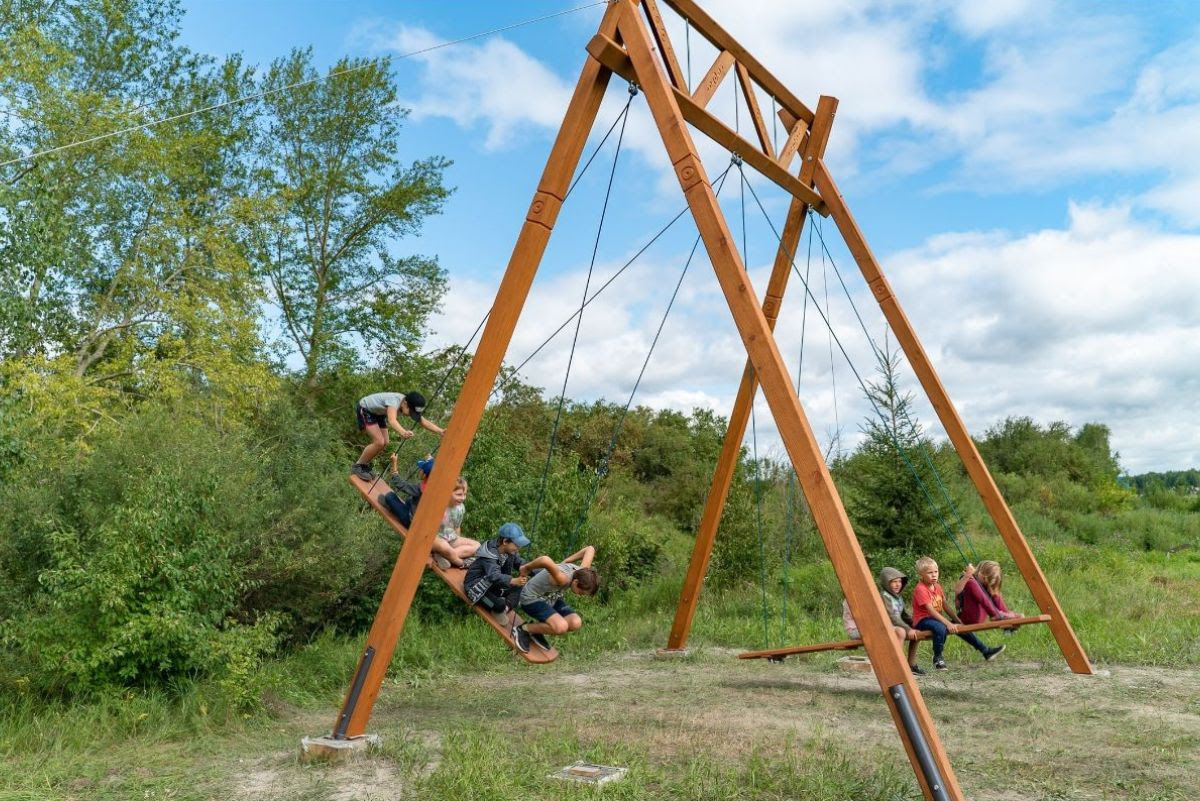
[366,649,1199,800]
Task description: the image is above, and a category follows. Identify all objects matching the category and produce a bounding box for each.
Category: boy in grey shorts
[511,545,599,653]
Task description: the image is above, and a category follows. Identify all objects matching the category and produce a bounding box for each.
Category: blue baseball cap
[497,522,530,548]
[416,458,434,476]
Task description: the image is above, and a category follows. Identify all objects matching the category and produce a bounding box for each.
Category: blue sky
[180,1,1200,473]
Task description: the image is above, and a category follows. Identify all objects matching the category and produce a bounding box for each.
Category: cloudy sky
[181,1,1200,474]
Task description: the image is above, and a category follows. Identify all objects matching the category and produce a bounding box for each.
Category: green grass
[1,532,1198,800]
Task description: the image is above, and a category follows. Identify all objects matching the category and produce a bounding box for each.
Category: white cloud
[375,25,573,151]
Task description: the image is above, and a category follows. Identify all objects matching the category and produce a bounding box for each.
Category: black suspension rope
[531,86,635,541]
[566,171,729,551]
[737,170,974,564]
[372,94,639,487]
[808,213,981,563]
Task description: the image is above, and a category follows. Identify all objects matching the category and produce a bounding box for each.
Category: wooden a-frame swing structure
[327,2,1094,798]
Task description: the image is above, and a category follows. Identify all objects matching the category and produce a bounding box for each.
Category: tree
[837,347,952,556]
[246,49,451,387]
[0,0,272,434]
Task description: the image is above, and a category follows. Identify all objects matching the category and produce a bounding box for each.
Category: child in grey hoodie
[846,567,926,675]
[879,566,924,675]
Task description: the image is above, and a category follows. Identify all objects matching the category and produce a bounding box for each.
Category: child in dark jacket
[464,523,531,624]
[379,453,433,527]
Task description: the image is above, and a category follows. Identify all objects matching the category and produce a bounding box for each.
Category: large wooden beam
[692,50,735,109]
[659,0,814,126]
[616,5,962,799]
[738,615,1053,660]
[665,94,837,652]
[812,159,1094,677]
[332,2,623,739]
[586,34,826,213]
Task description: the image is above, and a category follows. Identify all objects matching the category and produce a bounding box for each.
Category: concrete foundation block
[300,734,382,763]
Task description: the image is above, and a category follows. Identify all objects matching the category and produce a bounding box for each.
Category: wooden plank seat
[350,474,558,664]
[738,614,1053,661]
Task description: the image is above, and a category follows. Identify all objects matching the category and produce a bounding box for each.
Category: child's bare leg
[431,538,464,567]
[357,426,388,465]
[907,639,920,665]
[526,614,569,637]
[564,613,583,632]
[452,538,480,561]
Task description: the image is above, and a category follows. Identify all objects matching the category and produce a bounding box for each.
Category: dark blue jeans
[916,618,988,660]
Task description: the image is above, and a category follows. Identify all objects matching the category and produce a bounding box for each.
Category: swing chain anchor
[628,82,640,97]
[730,152,744,166]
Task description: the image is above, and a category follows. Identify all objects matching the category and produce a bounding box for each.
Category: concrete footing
[300,734,382,763]
[653,647,690,659]
[837,655,873,672]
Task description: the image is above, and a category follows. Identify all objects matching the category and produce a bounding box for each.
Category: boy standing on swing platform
[353,391,444,481]
[511,545,600,653]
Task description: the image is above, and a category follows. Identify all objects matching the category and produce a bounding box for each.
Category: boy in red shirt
[912,556,1004,671]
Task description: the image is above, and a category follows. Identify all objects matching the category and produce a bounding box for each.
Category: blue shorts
[521,598,575,622]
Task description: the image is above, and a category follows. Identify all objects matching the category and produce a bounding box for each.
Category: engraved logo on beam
[526,192,564,230]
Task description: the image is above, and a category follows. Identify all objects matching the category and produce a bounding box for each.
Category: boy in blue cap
[379,453,435,527]
[464,523,531,624]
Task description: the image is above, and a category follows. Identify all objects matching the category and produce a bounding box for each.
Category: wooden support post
[692,50,735,109]
[813,159,1094,676]
[665,95,837,652]
[330,2,622,740]
[615,5,963,799]
[735,62,774,159]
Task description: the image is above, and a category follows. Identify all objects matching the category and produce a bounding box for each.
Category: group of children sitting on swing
[352,390,601,654]
[843,556,1020,673]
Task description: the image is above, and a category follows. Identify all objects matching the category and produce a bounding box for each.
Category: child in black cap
[352,390,444,480]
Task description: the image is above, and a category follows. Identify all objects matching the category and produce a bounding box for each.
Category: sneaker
[910,663,927,675]
[983,644,1006,662]
[351,463,375,481]
[460,556,476,568]
[432,555,451,570]
[528,630,551,651]
[510,621,531,654]
[934,659,948,671]
[491,608,512,627]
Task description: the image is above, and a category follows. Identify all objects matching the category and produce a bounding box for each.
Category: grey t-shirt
[520,562,579,606]
[359,392,404,415]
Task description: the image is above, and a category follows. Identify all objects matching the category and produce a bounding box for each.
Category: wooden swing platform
[349,474,558,664]
[738,614,1052,661]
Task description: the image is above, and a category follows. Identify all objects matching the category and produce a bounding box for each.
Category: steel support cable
[733,160,771,648]
[377,93,637,486]
[781,217,817,645]
[809,214,980,563]
[530,88,632,541]
[0,1,608,171]
[567,164,736,551]
[739,174,972,564]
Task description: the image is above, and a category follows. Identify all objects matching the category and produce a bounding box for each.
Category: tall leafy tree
[247,49,451,386]
[0,0,269,427]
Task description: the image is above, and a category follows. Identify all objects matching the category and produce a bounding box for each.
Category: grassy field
[1,539,1197,801]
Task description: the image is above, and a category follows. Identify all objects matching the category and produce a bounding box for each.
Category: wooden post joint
[526,191,564,230]
[672,153,706,191]
[867,276,892,303]
[763,292,784,321]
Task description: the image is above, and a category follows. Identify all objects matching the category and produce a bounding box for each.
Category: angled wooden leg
[331,3,623,740]
[813,160,1094,677]
[616,4,963,799]
[666,96,838,651]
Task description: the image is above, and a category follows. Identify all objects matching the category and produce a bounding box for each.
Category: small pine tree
[838,346,949,556]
